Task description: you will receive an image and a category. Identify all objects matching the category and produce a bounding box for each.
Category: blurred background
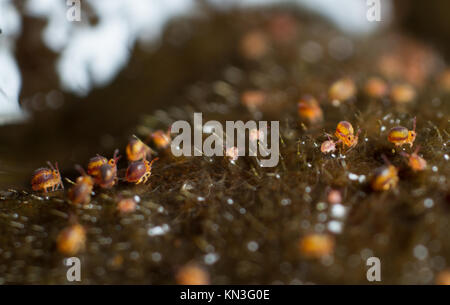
[0,0,392,121]
[0,0,396,188]
[0,0,448,185]
[0,0,449,183]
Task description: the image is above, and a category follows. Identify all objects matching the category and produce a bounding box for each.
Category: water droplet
[147,224,170,236]
[331,204,347,219]
[348,173,359,180]
[247,241,259,252]
[317,202,327,211]
[327,220,343,234]
[280,198,291,206]
[414,244,428,260]
[424,198,434,208]
[318,213,327,222]
[204,253,219,265]
[152,252,162,262]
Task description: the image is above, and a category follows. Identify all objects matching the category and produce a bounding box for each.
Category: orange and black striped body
[126,158,158,184]
[31,162,63,193]
[87,149,120,188]
[388,117,417,147]
[335,121,354,138]
[68,175,94,205]
[371,165,399,191]
[87,155,108,178]
[126,137,151,161]
[297,95,323,124]
[335,121,359,148]
[388,126,416,147]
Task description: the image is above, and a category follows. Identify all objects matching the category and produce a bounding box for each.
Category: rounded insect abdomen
[57,224,86,255]
[335,121,355,146]
[126,138,149,161]
[321,140,335,154]
[126,161,147,183]
[371,165,399,191]
[96,164,116,188]
[297,95,323,124]
[335,121,354,138]
[68,182,92,205]
[364,77,388,99]
[87,156,108,177]
[409,155,427,171]
[388,126,409,145]
[329,78,356,102]
[31,168,55,191]
[152,130,171,149]
[69,176,94,205]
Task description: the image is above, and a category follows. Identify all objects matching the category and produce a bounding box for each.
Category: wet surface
[0,7,449,284]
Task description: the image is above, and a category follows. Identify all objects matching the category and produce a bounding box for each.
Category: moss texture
[0,6,449,284]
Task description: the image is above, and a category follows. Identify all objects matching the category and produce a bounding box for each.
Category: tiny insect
[125,157,159,184]
[87,155,107,178]
[335,121,361,148]
[297,95,323,124]
[390,83,416,104]
[371,155,399,191]
[241,90,266,111]
[364,77,388,98]
[56,223,86,255]
[240,30,269,60]
[321,133,341,154]
[268,13,298,45]
[96,163,118,189]
[117,198,137,214]
[176,264,210,285]
[327,189,342,204]
[401,146,427,172]
[151,129,171,150]
[68,165,94,205]
[299,233,335,259]
[436,269,450,285]
[87,149,120,188]
[126,135,152,161]
[31,161,64,193]
[388,117,417,147]
[438,69,450,92]
[329,78,356,102]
